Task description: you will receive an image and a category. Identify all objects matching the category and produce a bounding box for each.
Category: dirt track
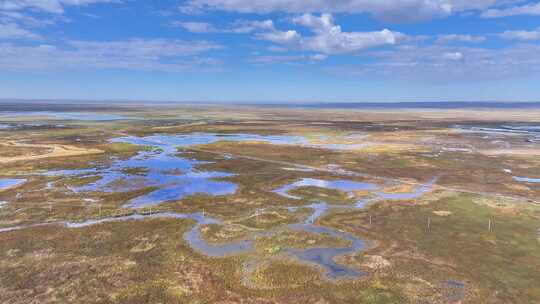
[0,141,103,164]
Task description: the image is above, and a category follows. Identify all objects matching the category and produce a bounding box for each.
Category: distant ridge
[258,102,540,109]
[1,100,540,110]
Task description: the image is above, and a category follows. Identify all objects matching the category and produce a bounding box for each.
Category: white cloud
[482,2,540,18]
[0,0,121,35]
[173,21,217,33]
[228,19,275,33]
[68,39,221,57]
[256,30,301,44]
[304,27,401,54]
[499,27,540,41]
[250,53,328,65]
[0,0,62,14]
[0,10,60,27]
[174,19,275,34]
[0,0,121,14]
[442,51,464,60]
[293,12,334,29]
[0,22,40,39]
[250,54,307,64]
[310,53,328,61]
[0,39,223,71]
[181,0,502,22]
[257,14,404,54]
[329,43,540,81]
[436,34,486,44]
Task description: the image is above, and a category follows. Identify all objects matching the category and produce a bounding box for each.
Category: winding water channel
[1,133,437,279]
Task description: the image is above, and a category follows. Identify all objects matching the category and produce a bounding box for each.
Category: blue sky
[0,0,539,102]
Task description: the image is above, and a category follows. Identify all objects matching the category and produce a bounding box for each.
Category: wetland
[0,103,539,304]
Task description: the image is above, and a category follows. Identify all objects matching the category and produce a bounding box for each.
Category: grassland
[0,104,539,303]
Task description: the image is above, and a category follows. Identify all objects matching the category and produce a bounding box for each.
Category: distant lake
[0,111,129,121]
[0,179,26,191]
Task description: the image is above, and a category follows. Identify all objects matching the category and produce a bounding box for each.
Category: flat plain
[0,103,539,304]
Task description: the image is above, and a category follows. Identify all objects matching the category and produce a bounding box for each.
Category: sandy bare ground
[0,141,103,164]
[478,148,540,157]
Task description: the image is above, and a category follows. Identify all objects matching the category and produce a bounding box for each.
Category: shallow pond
[455,124,540,135]
[116,132,369,151]
[284,202,366,278]
[288,223,364,279]
[274,178,379,200]
[376,178,437,200]
[1,175,437,280]
[270,178,437,278]
[115,133,310,148]
[455,124,540,143]
[47,137,238,208]
[184,213,253,257]
[0,179,26,191]
[45,133,379,207]
[355,178,437,207]
[513,176,540,183]
[24,132,438,280]
[62,205,361,278]
[0,111,129,121]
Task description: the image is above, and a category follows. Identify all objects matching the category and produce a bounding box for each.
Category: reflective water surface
[284,202,366,278]
[46,136,239,208]
[274,178,379,200]
[1,131,438,281]
[44,133,381,208]
[0,179,26,191]
[116,133,369,151]
[0,111,129,121]
[513,176,540,183]
[455,124,540,143]
[288,223,364,279]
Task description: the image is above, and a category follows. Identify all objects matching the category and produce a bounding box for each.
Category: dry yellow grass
[0,141,103,164]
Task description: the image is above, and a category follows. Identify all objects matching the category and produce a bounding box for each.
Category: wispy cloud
[0,39,223,71]
[0,0,122,15]
[180,0,502,22]
[173,21,218,33]
[250,53,327,65]
[482,1,540,18]
[436,34,486,44]
[499,27,540,41]
[173,19,275,34]
[0,0,122,41]
[329,43,540,81]
[0,22,41,39]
